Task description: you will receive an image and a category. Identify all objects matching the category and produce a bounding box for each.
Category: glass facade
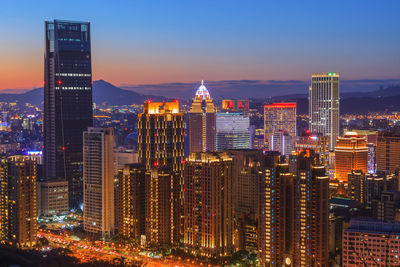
[44,20,93,209]
[216,112,250,151]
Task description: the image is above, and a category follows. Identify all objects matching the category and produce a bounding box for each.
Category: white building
[216,112,250,151]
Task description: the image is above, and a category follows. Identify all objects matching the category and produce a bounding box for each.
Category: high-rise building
[343,219,400,266]
[372,191,400,221]
[264,103,296,150]
[270,130,293,157]
[309,73,340,151]
[221,99,249,114]
[83,128,114,238]
[117,164,146,240]
[259,152,295,267]
[184,152,234,257]
[216,112,250,150]
[38,180,69,216]
[335,133,368,182]
[229,150,263,252]
[0,156,37,247]
[44,20,93,209]
[189,81,216,153]
[290,151,329,267]
[347,170,365,204]
[145,167,180,245]
[377,132,400,173]
[137,101,184,172]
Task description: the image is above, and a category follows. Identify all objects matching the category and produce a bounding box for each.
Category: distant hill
[0,80,167,106]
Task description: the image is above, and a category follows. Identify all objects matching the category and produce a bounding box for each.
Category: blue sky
[0,0,399,89]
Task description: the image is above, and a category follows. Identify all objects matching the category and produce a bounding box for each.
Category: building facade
[309,73,340,151]
[216,112,250,150]
[38,180,69,216]
[335,133,368,182]
[270,131,293,157]
[189,81,216,153]
[83,128,114,238]
[184,152,234,257]
[264,103,296,150]
[44,20,93,209]
[377,132,400,173]
[0,156,37,247]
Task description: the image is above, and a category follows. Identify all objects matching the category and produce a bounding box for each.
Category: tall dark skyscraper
[44,20,93,209]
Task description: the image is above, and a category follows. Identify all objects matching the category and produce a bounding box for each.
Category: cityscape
[1,1,400,267]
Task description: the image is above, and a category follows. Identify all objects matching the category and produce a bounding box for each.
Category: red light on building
[264,102,296,108]
[57,80,62,85]
[61,146,66,151]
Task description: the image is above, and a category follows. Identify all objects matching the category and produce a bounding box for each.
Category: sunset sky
[1,0,399,90]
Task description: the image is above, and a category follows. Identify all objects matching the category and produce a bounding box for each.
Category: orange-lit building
[264,103,296,150]
[335,133,368,182]
[376,131,400,173]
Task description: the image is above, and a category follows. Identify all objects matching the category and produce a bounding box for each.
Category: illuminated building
[117,164,146,240]
[137,101,184,172]
[343,219,400,266]
[365,172,399,208]
[377,132,400,173]
[83,128,114,238]
[183,152,234,257]
[290,150,329,266]
[367,143,376,174]
[38,180,69,216]
[216,112,250,150]
[229,150,263,252]
[44,20,93,209]
[114,148,138,174]
[264,103,296,150]
[347,170,365,204]
[138,100,184,245]
[295,134,329,170]
[309,73,340,151]
[189,81,216,153]
[145,167,180,245]
[259,152,295,267]
[252,128,266,150]
[0,156,37,247]
[334,133,368,182]
[221,99,249,114]
[270,130,293,157]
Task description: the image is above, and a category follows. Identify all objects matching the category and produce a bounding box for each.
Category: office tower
[38,180,69,216]
[252,128,266,150]
[229,150,263,252]
[367,143,376,174]
[295,134,329,170]
[145,167,179,245]
[0,156,37,247]
[264,103,296,150]
[270,130,293,156]
[347,170,365,204]
[377,131,400,173]
[221,99,249,114]
[290,151,329,267]
[184,152,234,257]
[335,133,368,182]
[372,191,400,221]
[83,128,114,238]
[328,214,344,266]
[189,81,216,153]
[117,164,146,240]
[259,152,295,267]
[309,73,340,151]
[216,112,250,150]
[137,101,184,172]
[343,219,400,266]
[44,20,93,209]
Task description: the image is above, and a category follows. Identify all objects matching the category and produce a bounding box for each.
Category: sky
[0,0,399,90]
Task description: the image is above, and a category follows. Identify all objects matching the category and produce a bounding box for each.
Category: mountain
[0,80,167,106]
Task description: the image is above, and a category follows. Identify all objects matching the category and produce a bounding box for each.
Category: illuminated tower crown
[195,80,211,100]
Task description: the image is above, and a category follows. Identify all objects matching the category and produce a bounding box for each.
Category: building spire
[201,80,204,85]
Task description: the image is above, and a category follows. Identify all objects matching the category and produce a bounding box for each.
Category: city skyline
[1,0,400,90]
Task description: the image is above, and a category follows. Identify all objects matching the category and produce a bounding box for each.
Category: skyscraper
[216,112,250,150]
[335,133,368,182]
[347,170,366,204]
[189,81,216,153]
[44,20,93,209]
[309,72,340,151]
[270,130,293,156]
[0,156,37,247]
[137,101,184,172]
[184,152,234,257]
[83,128,114,238]
[376,131,400,173]
[264,103,296,150]
[117,164,146,240]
